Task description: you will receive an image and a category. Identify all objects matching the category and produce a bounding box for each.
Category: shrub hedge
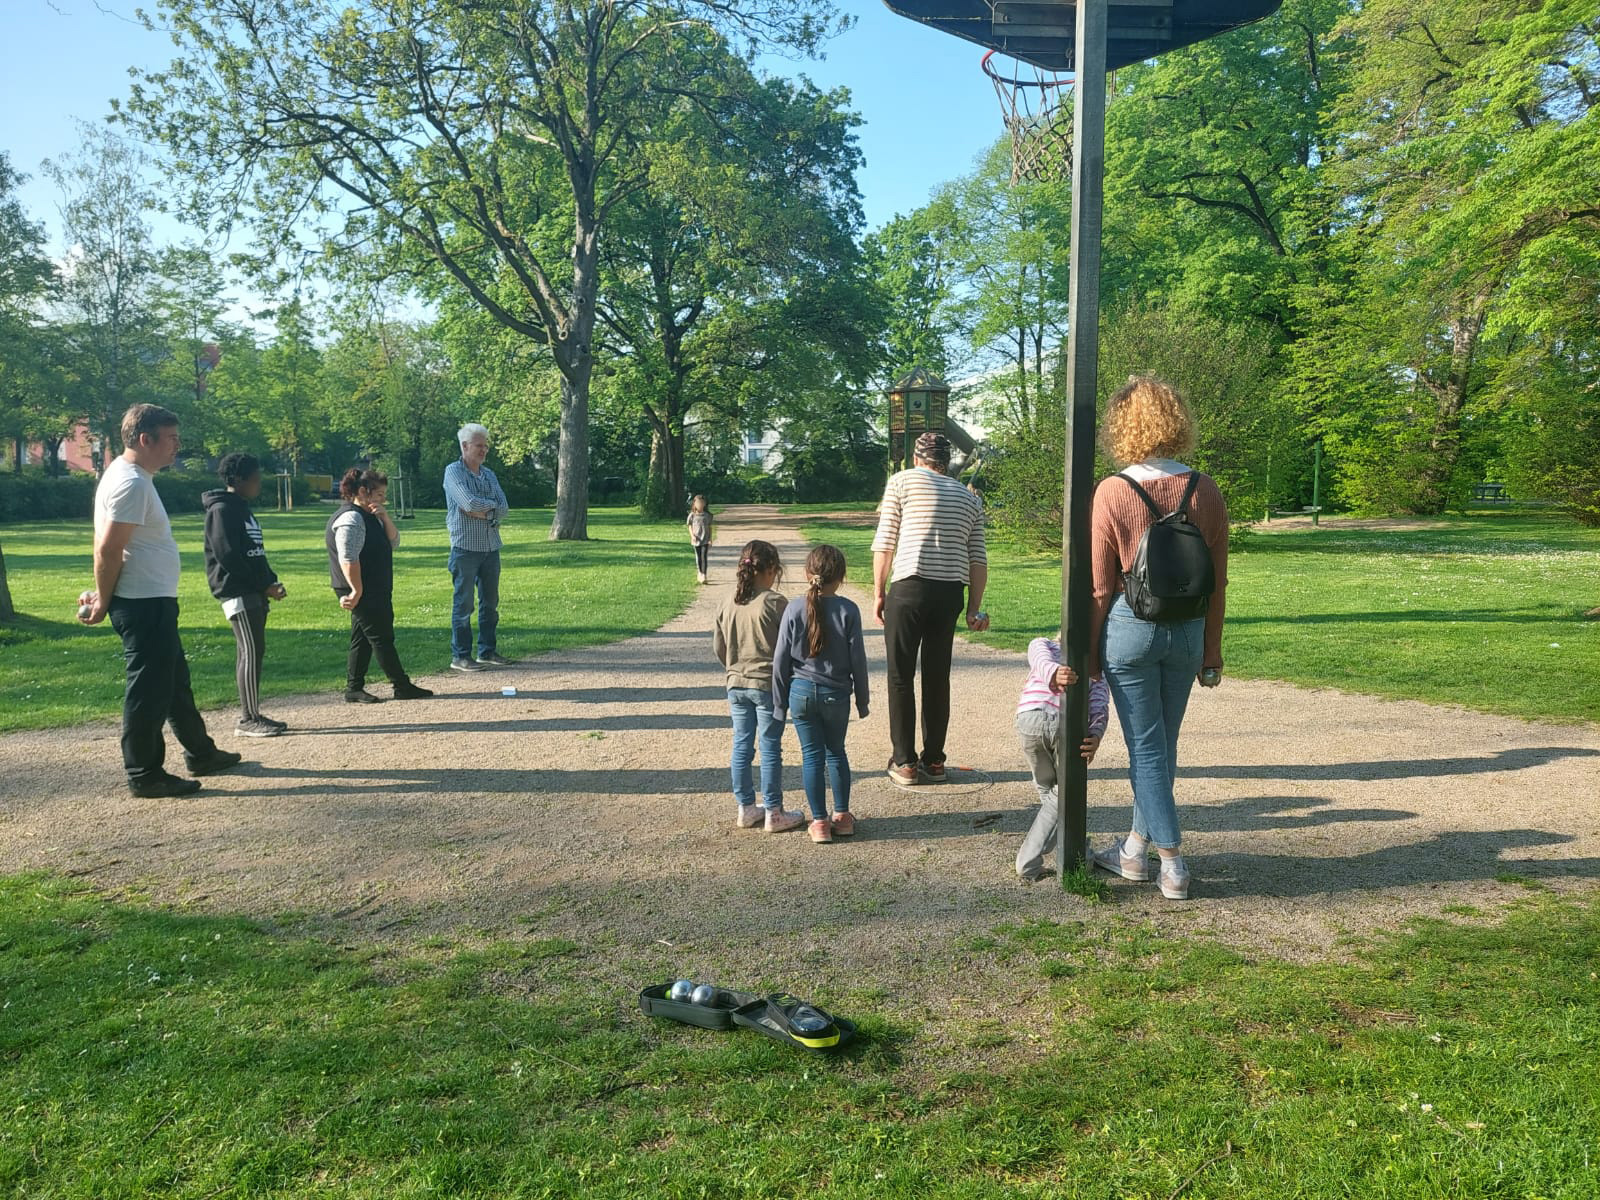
[0,468,317,524]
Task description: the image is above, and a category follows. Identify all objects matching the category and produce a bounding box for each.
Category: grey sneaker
[450,657,485,672]
[235,717,284,738]
[1157,857,1192,900]
[1091,838,1155,882]
[477,651,514,666]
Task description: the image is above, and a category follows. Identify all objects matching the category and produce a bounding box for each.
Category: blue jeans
[1101,595,1204,849]
[789,678,852,821]
[449,548,500,659]
[728,687,784,811]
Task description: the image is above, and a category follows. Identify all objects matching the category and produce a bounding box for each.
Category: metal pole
[1312,440,1323,527]
[1056,0,1109,883]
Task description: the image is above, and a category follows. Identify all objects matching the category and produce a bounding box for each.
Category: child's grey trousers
[1015,707,1061,881]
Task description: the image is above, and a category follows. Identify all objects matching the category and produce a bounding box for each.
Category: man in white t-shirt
[80,404,243,797]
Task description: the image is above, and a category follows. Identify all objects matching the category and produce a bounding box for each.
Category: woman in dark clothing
[326,467,433,704]
[203,453,288,736]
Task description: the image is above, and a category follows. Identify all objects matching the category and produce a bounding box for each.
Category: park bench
[1473,482,1509,503]
[1264,505,1322,522]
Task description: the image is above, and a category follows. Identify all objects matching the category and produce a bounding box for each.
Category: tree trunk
[548,193,600,540]
[550,370,591,539]
[0,540,15,622]
[1413,296,1488,514]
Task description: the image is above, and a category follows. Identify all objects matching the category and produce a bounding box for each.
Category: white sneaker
[736,804,765,829]
[1091,838,1154,882]
[1157,856,1192,900]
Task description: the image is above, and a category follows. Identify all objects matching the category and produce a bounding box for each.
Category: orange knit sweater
[1088,470,1229,669]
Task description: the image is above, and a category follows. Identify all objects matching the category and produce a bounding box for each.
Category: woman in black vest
[326,467,433,703]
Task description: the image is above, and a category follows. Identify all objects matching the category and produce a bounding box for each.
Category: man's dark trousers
[109,596,218,783]
[883,576,967,769]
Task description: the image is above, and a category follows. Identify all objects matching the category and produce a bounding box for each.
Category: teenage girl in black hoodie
[202,454,288,737]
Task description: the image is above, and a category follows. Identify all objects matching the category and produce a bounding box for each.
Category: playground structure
[885,367,981,476]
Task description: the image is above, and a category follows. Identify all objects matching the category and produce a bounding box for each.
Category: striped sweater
[871,467,987,584]
[1018,638,1111,736]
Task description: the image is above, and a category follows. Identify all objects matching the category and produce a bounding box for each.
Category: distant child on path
[686,495,713,584]
[202,453,289,737]
[772,545,870,844]
[1015,637,1111,881]
[713,540,804,834]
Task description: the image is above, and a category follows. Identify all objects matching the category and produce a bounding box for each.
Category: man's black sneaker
[477,651,515,666]
[345,689,384,704]
[392,681,434,700]
[257,713,289,730]
[129,771,202,798]
[186,748,244,776]
[235,717,284,738]
[450,657,485,672]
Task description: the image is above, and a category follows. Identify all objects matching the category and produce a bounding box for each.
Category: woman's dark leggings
[347,598,409,691]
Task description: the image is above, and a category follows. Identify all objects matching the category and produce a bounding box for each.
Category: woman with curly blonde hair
[1087,376,1229,900]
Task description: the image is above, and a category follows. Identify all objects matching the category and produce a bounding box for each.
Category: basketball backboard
[883,1,1285,72]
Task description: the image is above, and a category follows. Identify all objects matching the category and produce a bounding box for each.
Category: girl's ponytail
[802,544,846,659]
[732,539,782,605]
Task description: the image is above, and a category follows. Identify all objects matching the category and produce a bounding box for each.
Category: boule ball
[668,979,694,1003]
[791,1011,829,1035]
[690,984,718,1007]
[77,589,97,620]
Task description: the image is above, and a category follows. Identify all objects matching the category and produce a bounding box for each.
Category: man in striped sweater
[871,431,989,787]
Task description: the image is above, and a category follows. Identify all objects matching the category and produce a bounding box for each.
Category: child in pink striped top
[1016,637,1111,881]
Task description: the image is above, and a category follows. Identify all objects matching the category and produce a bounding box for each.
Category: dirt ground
[4,505,1598,1036]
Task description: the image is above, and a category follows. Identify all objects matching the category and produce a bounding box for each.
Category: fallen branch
[1168,1141,1234,1200]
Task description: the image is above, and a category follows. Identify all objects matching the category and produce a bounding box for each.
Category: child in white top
[686,495,713,583]
[1016,637,1111,881]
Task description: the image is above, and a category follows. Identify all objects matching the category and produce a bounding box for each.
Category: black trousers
[346,596,410,691]
[693,542,710,574]
[882,576,967,769]
[108,596,217,782]
[227,600,268,719]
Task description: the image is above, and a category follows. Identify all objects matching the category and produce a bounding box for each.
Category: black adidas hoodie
[202,489,279,601]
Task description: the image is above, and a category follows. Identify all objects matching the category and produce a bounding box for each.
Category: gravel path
[4,504,1597,1019]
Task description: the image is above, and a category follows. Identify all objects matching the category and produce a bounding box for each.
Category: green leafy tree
[122,0,846,540]
[0,153,61,620]
[44,125,164,469]
[1316,0,1600,513]
[865,201,959,380]
[597,49,881,516]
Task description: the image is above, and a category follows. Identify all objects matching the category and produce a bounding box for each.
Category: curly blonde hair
[1102,375,1196,466]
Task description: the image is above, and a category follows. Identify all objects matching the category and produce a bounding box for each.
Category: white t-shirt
[95,458,182,598]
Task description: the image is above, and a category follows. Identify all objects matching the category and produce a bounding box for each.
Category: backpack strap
[1116,473,1164,519]
[1175,471,1202,518]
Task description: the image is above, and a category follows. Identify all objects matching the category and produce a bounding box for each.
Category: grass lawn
[806,513,1600,725]
[3,871,1597,1197]
[0,507,697,734]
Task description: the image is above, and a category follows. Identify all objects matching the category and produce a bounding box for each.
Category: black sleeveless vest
[325,502,393,600]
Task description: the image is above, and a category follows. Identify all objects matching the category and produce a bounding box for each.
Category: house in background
[740,429,781,471]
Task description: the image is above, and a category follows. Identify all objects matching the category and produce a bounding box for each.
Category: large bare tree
[121,0,845,539]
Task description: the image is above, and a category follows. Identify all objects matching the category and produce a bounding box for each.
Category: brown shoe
[886,759,919,788]
[831,812,856,837]
[919,761,947,783]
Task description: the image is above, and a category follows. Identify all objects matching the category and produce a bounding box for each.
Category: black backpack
[1118,472,1215,623]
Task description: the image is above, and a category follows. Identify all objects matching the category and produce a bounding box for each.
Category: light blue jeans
[788,678,851,821]
[1101,595,1205,849]
[728,687,784,811]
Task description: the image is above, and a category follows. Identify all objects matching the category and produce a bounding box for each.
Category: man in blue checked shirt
[444,423,513,671]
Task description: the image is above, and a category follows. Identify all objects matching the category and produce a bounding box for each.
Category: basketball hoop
[983,50,1074,185]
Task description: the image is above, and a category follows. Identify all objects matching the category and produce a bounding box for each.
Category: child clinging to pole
[772,545,870,844]
[1015,636,1111,881]
[686,495,713,584]
[713,540,805,834]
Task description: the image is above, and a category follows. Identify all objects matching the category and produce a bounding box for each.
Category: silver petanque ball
[78,604,93,620]
[690,984,718,1007]
[668,979,694,1002]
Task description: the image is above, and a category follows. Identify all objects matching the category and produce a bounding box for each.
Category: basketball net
[983,50,1075,185]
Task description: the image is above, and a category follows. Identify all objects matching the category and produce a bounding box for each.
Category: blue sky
[1,0,1005,254]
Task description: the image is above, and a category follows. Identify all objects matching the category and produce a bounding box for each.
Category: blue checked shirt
[443,460,509,552]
